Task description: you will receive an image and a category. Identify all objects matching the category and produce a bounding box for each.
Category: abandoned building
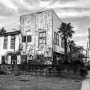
[0,10,64,64]
[0,30,21,64]
[20,9,64,64]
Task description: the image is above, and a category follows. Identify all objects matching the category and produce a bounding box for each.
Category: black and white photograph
[0,0,90,90]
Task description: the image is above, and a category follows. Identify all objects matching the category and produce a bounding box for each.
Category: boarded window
[11,36,15,49]
[3,36,8,49]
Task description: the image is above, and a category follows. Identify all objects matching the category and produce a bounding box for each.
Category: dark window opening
[3,36,8,49]
[22,35,31,42]
[2,56,5,64]
[21,55,27,64]
[27,36,31,42]
[11,55,17,60]
[22,36,26,42]
[11,36,15,49]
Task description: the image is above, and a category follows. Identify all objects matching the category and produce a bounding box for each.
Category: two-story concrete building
[20,10,64,64]
[0,30,21,64]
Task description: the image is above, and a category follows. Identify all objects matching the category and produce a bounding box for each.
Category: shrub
[79,67,88,78]
[0,65,7,75]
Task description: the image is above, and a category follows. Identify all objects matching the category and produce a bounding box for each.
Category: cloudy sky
[0,0,90,49]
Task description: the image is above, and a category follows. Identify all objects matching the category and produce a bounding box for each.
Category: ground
[0,75,82,90]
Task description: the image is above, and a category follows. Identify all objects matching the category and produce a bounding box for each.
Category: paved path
[81,71,90,90]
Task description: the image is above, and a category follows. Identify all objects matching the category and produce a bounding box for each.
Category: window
[54,32,59,46]
[11,36,15,49]
[3,36,8,49]
[2,56,5,64]
[22,35,31,42]
[27,36,31,42]
[11,55,17,60]
[22,36,26,42]
[39,31,46,44]
[21,55,27,64]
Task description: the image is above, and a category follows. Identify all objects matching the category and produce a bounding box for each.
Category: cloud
[0,0,18,12]
[48,0,90,8]
[73,33,88,38]
[40,0,51,8]
[0,0,90,48]
[75,41,87,48]
[26,0,40,7]
[52,8,90,18]
[0,4,17,17]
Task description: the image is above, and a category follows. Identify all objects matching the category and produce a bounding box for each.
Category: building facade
[0,10,64,64]
[0,31,21,64]
[20,10,64,64]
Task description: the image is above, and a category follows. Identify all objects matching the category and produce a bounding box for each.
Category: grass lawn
[0,75,82,90]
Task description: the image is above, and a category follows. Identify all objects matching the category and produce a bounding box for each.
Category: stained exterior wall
[20,10,53,58]
[0,34,20,64]
[20,10,64,62]
[52,11,64,54]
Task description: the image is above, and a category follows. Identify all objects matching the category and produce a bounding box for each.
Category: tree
[67,40,76,62]
[68,40,84,62]
[0,27,6,33]
[58,22,74,62]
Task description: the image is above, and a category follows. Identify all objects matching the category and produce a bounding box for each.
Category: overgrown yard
[0,75,82,90]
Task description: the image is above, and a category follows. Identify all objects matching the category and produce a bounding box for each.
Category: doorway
[11,55,17,64]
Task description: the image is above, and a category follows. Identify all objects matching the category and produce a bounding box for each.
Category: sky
[0,0,90,49]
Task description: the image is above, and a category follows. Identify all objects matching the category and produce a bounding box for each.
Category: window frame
[54,32,59,46]
[39,31,46,45]
[10,35,15,49]
[22,35,31,43]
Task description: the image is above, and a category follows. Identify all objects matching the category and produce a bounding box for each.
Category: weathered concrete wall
[20,10,53,58]
[52,11,64,54]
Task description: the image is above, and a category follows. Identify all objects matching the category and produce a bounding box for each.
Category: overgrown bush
[0,65,7,75]
[57,60,88,78]
[79,67,88,78]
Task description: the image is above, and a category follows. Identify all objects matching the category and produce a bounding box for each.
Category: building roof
[0,30,21,36]
[20,9,54,17]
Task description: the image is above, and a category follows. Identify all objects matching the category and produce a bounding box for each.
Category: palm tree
[58,22,74,62]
